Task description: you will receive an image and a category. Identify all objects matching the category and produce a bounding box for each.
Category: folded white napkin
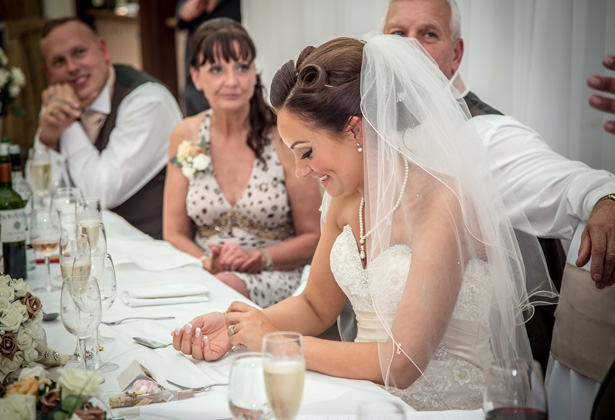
[123,285,209,307]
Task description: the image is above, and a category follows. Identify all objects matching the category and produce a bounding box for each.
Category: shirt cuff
[60,122,96,156]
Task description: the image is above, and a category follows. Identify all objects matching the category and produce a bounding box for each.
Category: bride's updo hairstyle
[189,18,273,165]
[270,37,363,135]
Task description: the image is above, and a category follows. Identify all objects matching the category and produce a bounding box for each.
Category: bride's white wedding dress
[330,225,494,410]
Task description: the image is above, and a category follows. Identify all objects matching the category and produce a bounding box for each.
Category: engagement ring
[228,324,236,335]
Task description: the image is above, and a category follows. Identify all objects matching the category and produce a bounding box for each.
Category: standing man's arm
[474,116,615,286]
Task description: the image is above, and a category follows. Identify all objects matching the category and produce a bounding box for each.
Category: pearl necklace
[359,158,409,261]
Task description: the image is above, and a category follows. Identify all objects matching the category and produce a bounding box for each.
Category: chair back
[591,358,615,420]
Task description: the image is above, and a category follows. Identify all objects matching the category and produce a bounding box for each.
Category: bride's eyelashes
[301,148,313,159]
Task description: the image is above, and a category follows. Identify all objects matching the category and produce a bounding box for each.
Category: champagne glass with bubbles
[27,148,52,208]
[59,233,91,363]
[79,221,107,254]
[483,359,548,420]
[262,332,305,420]
[31,208,61,292]
[61,275,102,371]
[74,252,118,372]
[228,353,272,420]
[77,197,103,225]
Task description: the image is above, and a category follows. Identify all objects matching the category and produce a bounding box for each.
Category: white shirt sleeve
[58,82,182,209]
[473,114,615,240]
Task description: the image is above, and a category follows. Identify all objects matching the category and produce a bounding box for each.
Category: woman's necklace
[358,158,409,261]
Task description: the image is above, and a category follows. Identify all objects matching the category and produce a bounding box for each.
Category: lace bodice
[330,225,493,410]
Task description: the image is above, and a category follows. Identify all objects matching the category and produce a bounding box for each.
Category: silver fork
[101,316,175,325]
[166,379,228,392]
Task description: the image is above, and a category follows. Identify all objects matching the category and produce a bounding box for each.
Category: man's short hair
[387,0,462,41]
[41,17,98,39]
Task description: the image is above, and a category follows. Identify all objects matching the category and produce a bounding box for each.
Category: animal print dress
[186,110,303,307]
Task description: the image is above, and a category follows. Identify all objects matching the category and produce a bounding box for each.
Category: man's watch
[597,193,615,205]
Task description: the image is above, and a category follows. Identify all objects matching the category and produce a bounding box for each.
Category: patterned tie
[81,110,105,144]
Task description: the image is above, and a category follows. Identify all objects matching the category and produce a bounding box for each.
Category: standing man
[36,17,182,239]
[379,0,615,371]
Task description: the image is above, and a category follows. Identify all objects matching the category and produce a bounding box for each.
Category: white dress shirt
[471,113,615,240]
[36,72,182,209]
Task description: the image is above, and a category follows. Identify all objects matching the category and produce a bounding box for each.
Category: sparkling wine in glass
[76,197,103,225]
[262,332,305,420]
[27,148,52,208]
[59,234,92,281]
[60,275,102,371]
[78,221,107,254]
[74,252,118,372]
[484,359,548,420]
[31,208,61,292]
[228,352,272,420]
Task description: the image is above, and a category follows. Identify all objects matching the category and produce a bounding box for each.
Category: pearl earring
[356,142,363,152]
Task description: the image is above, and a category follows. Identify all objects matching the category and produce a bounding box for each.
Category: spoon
[43,311,60,321]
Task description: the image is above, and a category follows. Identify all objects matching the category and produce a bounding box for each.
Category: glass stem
[79,337,88,370]
[45,256,51,289]
[91,328,102,370]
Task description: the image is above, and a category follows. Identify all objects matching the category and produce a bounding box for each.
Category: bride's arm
[380,190,467,388]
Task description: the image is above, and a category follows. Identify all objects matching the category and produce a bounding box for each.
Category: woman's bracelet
[259,249,274,272]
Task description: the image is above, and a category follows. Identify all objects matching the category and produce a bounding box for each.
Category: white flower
[9,279,29,299]
[18,364,47,380]
[0,394,36,420]
[10,67,25,87]
[0,305,27,332]
[0,283,15,301]
[58,368,103,399]
[182,165,197,178]
[0,68,8,89]
[15,329,36,362]
[0,48,7,67]
[0,275,10,286]
[0,298,11,311]
[192,153,211,171]
[0,353,24,377]
[8,83,21,98]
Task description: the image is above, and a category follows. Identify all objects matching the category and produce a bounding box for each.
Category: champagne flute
[51,187,83,237]
[76,197,103,224]
[27,148,52,208]
[228,353,272,420]
[60,275,102,371]
[483,359,548,420]
[31,208,61,292]
[59,234,91,281]
[262,332,305,420]
[78,221,107,254]
[59,233,91,363]
[74,252,118,372]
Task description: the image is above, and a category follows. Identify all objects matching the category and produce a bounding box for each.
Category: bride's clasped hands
[171,302,278,360]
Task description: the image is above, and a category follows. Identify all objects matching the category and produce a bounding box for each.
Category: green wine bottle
[0,143,27,279]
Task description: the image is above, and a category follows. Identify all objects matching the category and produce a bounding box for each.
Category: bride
[171,33,555,410]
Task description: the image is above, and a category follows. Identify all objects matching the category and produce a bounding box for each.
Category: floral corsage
[171,140,213,179]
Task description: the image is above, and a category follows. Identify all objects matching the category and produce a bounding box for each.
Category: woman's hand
[171,312,231,360]
[216,243,265,273]
[226,301,278,351]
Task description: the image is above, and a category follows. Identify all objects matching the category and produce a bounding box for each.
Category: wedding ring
[228,324,236,335]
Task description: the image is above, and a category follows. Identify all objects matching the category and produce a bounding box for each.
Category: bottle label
[0,209,27,242]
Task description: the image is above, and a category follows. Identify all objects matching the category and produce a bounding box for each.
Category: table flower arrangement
[0,47,26,118]
[171,140,212,179]
[0,365,108,420]
[0,275,48,386]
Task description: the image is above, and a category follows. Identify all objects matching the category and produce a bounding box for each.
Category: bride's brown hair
[270,37,363,135]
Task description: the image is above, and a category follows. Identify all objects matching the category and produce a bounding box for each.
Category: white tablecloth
[31,211,483,420]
